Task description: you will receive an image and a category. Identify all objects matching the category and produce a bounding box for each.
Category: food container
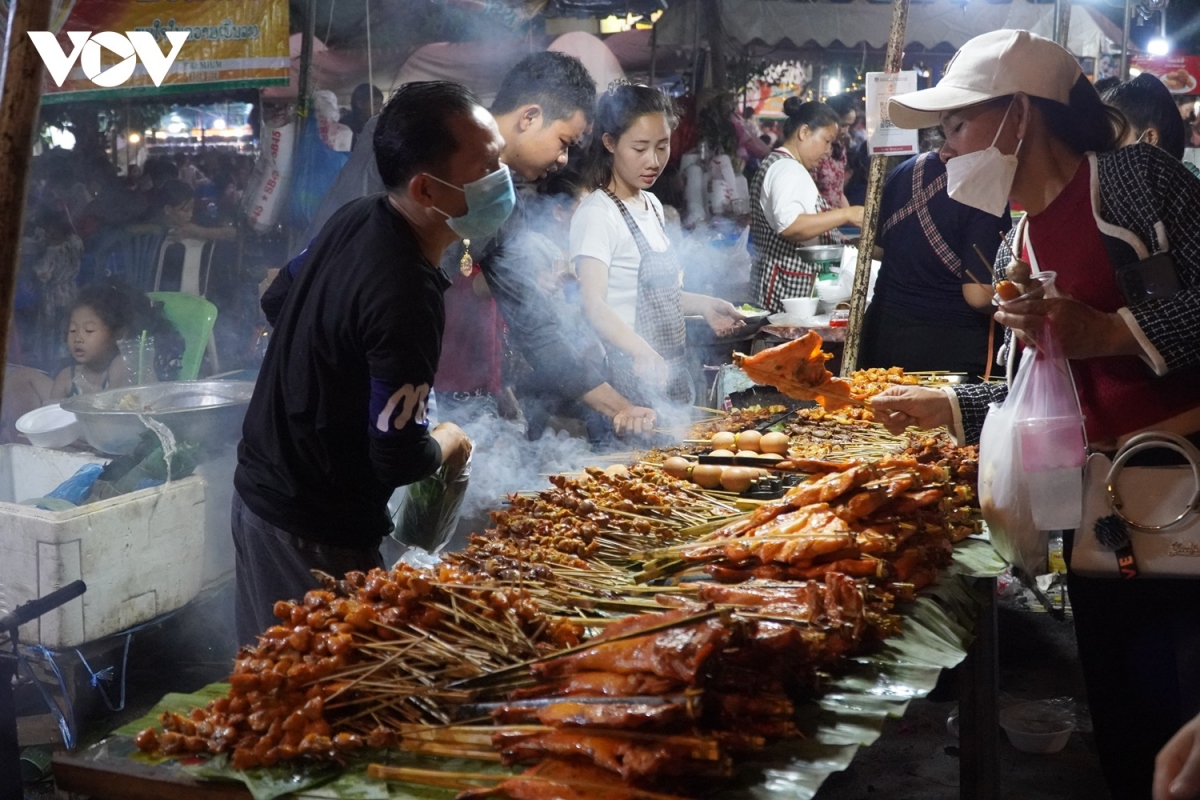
[999,702,1075,753]
[798,245,845,278]
[816,282,851,313]
[61,380,254,455]
[994,271,1058,306]
[781,297,819,317]
[14,404,81,449]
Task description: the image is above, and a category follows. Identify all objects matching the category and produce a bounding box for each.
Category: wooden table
[54,736,250,799]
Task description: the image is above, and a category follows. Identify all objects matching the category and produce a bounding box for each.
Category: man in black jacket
[299,53,657,437]
[232,82,502,644]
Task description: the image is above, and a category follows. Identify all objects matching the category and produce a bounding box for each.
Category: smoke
[456,413,599,524]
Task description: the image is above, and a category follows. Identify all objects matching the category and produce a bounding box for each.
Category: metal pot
[61,381,254,455]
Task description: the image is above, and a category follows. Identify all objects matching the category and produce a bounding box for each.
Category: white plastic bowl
[15,404,81,449]
[816,282,851,304]
[1000,702,1075,754]
[781,297,819,317]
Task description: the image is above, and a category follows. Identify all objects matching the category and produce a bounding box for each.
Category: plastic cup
[994,271,1058,307]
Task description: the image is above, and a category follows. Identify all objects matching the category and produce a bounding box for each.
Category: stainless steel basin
[61,381,254,455]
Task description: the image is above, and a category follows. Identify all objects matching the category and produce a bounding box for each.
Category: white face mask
[945,101,1022,218]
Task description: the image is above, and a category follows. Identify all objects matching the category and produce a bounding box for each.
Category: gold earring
[460,239,473,276]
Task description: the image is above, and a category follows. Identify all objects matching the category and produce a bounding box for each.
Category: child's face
[67,306,118,368]
[165,200,194,227]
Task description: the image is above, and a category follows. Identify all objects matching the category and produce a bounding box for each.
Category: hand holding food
[868,386,953,435]
[993,296,1141,360]
[702,298,748,337]
[612,405,657,437]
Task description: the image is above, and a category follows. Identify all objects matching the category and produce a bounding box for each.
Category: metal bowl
[61,381,255,455]
[797,245,846,265]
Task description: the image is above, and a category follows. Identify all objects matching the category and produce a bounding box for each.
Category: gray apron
[602,187,694,407]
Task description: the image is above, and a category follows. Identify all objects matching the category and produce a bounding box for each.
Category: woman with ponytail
[748,97,865,312]
[570,83,744,410]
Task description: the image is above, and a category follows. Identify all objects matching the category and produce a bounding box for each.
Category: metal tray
[61,380,254,455]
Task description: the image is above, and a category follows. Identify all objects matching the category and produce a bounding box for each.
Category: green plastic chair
[146,291,218,381]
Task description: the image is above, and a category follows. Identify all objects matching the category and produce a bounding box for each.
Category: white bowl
[781,297,819,317]
[15,404,81,449]
[1000,703,1075,754]
[815,282,851,304]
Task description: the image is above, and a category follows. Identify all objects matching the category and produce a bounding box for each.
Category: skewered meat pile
[135,435,982,798]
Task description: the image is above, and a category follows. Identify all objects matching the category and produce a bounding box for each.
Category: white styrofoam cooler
[0,444,208,649]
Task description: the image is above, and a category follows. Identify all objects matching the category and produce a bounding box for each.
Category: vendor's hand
[869,386,953,435]
[701,298,747,337]
[993,296,1140,360]
[633,346,670,388]
[612,405,658,437]
[432,422,472,472]
[1155,712,1200,800]
[843,206,866,228]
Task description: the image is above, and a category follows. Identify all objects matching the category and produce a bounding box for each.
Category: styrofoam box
[0,444,207,648]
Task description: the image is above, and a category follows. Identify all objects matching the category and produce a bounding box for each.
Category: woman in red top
[871,30,1200,800]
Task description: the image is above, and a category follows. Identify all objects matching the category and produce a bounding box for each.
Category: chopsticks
[963,244,998,292]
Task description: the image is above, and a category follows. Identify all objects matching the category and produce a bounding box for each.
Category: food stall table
[50,543,1004,800]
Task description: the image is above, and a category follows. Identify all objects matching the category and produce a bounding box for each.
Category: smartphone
[1115,251,1183,305]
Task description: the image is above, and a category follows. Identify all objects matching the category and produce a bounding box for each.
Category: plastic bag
[389,452,472,557]
[978,319,1086,577]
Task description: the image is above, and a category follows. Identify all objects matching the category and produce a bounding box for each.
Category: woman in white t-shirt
[570,83,744,408]
[749,98,866,311]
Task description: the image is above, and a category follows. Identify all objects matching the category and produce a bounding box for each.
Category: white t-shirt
[760,151,823,245]
[569,189,671,328]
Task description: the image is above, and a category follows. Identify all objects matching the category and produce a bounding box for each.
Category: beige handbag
[1072,432,1200,579]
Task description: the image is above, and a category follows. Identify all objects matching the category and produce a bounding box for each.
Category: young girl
[49,284,134,400]
[570,83,744,410]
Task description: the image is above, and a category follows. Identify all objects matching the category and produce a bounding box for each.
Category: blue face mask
[425,163,516,241]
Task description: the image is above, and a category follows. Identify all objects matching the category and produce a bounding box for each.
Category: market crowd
[9,29,1200,800]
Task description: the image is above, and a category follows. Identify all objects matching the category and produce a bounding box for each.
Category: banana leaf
[102,538,1003,799]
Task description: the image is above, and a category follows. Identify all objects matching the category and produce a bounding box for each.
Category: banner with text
[1130,55,1200,96]
[866,71,919,156]
[39,0,289,102]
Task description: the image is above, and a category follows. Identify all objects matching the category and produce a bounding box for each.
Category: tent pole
[1054,0,1071,49]
[0,0,51,395]
[649,21,658,85]
[1120,0,1132,80]
[289,0,317,254]
[840,0,908,377]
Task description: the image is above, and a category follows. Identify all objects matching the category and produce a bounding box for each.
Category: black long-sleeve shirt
[235,196,450,547]
[302,116,606,404]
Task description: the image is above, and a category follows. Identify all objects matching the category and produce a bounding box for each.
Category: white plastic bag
[978,320,1086,577]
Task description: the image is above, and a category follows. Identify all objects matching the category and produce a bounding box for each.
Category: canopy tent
[549,32,628,93]
[391,34,625,107]
[393,40,535,106]
[656,0,1121,59]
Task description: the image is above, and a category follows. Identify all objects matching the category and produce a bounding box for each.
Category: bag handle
[1106,431,1200,531]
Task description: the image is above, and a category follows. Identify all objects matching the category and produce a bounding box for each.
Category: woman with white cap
[869,29,1200,800]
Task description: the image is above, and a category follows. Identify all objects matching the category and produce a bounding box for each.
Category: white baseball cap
[888,29,1083,130]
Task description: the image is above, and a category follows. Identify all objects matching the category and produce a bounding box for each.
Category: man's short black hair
[374,81,483,191]
[1104,73,1187,160]
[490,52,597,124]
[352,82,383,105]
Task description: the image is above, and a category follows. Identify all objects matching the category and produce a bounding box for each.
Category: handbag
[1072,431,1200,579]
